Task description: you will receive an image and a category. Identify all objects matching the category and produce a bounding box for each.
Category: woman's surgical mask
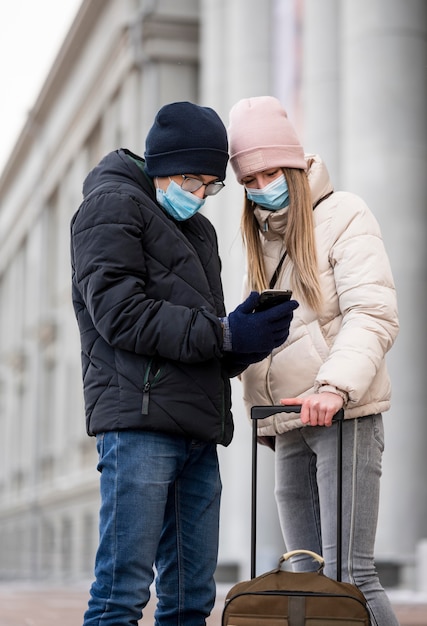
[245,174,289,211]
[156,179,205,221]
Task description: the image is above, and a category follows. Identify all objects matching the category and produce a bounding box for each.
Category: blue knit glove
[227,350,271,368]
[228,291,299,353]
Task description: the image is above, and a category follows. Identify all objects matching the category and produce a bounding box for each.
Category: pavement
[0,582,426,625]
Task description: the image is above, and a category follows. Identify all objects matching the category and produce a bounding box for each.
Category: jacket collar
[253,154,334,239]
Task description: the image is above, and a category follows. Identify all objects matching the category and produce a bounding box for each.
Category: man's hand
[228,291,299,354]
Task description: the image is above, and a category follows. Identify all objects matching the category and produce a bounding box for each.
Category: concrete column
[200,0,285,578]
[417,539,427,593]
[304,0,427,579]
[341,0,427,568]
[302,0,341,180]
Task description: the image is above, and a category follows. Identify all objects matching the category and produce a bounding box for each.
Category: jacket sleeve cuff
[317,385,349,406]
[219,317,233,351]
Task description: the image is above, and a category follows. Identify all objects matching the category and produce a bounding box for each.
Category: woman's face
[241,167,283,189]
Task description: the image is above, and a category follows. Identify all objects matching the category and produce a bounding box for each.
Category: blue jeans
[83,431,221,626]
[275,415,400,626]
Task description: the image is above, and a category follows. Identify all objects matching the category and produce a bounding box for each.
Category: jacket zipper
[141,359,161,415]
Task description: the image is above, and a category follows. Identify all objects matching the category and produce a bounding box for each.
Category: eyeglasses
[180,175,225,196]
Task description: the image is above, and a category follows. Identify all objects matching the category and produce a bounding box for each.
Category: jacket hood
[82,149,153,199]
[306,153,334,206]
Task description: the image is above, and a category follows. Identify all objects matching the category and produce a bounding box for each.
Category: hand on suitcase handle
[251,405,344,422]
[280,393,344,427]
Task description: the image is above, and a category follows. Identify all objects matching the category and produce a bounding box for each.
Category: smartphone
[254,289,293,311]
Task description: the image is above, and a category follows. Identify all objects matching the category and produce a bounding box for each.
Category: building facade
[0,0,426,589]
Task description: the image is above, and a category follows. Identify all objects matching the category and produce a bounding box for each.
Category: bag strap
[268,191,333,289]
[269,251,287,289]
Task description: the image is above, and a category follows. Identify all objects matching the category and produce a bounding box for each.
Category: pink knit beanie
[228,96,306,184]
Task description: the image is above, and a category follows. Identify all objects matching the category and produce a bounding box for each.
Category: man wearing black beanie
[70,101,298,625]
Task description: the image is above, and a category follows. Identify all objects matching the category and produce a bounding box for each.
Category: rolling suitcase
[222,405,371,625]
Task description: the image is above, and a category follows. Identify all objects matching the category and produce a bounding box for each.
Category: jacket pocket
[141,358,162,414]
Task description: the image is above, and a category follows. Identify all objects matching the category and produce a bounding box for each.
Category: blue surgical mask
[156,179,205,221]
[245,174,289,211]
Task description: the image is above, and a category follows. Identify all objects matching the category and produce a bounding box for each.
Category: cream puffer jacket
[241,154,399,435]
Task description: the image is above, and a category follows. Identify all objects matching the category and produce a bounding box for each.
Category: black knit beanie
[144,101,229,180]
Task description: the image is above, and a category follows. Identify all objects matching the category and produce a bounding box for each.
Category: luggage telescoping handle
[250,405,345,581]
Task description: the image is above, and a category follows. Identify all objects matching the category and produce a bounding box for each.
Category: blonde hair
[241,166,323,312]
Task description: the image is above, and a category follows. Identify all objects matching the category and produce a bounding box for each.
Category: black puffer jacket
[70,149,235,445]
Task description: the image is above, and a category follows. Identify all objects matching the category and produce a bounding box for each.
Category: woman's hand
[280,392,344,427]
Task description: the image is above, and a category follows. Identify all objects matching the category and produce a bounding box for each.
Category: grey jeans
[275,414,400,626]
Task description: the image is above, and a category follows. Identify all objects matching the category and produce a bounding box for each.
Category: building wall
[0,0,202,581]
[302,0,427,586]
[0,0,426,587]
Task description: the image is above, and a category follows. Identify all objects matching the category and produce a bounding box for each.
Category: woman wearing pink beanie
[228,96,400,626]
